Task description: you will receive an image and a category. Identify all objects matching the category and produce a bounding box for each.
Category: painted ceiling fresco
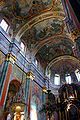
[21,18,64,48]
[0,0,77,76]
[1,0,52,18]
[36,38,73,63]
[0,0,64,32]
[50,58,80,75]
[0,0,53,24]
[33,19,63,40]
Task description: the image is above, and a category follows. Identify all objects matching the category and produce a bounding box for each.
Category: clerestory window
[0,19,9,32]
[65,74,71,84]
[21,42,25,52]
[54,74,60,85]
[75,69,80,82]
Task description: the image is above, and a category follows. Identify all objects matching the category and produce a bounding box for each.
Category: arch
[9,79,21,92]
[4,79,21,119]
[5,79,21,108]
[46,55,80,71]
[15,11,65,40]
[33,35,74,57]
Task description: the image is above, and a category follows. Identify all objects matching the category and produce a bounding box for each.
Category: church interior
[0,0,80,120]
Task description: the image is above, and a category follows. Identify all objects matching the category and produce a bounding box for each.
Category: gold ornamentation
[15,106,22,113]
[71,29,80,41]
[42,85,47,93]
[6,53,16,64]
[26,71,35,80]
[11,103,25,113]
[15,11,65,39]
[0,1,5,6]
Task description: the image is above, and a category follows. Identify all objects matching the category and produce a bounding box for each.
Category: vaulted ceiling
[0,0,79,76]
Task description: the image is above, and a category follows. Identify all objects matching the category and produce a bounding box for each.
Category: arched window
[75,69,80,82]
[65,74,71,84]
[0,19,9,32]
[54,74,60,85]
[35,59,38,66]
[34,58,38,68]
[21,42,25,52]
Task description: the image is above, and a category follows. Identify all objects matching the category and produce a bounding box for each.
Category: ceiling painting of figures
[21,18,64,49]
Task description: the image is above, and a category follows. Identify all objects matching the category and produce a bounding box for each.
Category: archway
[4,79,21,120]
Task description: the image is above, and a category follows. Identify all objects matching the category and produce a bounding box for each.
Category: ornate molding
[32,35,74,56]
[26,71,35,80]
[6,53,16,64]
[46,55,80,70]
[15,11,65,40]
[71,29,80,40]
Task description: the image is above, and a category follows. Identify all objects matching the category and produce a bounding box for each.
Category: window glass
[21,42,25,52]
[35,59,38,66]
[0,19,8,32]
[75,69,80,81]
[65,74,71,84]
[54,74,60,85]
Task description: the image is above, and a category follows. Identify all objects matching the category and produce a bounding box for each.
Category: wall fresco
[31,81,45,120]
[12,64,26,82]
[0,51,5,78]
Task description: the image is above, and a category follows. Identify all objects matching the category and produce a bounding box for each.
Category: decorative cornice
[6,53,16,64]
[26,71,35,80]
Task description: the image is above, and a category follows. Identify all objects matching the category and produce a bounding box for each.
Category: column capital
[26,71,35,80]
[6,53,16,64]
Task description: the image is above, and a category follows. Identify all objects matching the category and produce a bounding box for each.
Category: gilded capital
[26,71,35,80]
[6,53,16,64]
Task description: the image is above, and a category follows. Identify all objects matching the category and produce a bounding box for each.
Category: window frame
[54,74,60,85]
[0,19,9,32]
[65,74,72,84]
[75,69,80,82]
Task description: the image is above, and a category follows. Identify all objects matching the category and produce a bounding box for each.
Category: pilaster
[25,71,35,120]
[0,53,16,107]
